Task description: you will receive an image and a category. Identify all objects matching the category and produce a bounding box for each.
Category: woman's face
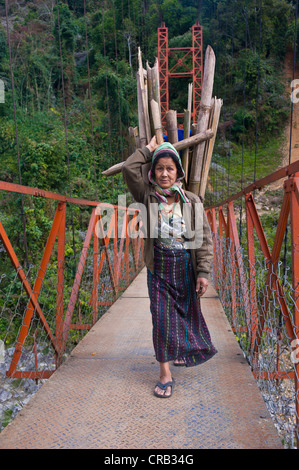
[154,157,178,189]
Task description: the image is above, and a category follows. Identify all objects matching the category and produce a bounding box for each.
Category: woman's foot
[154,362,173,397]
[154,375,175,398]
[173,359,185,366]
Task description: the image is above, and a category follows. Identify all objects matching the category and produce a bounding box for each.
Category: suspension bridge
[0,260,283,449]
[0,1,299,451]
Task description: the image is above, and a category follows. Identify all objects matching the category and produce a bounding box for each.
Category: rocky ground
[0,344,55,430]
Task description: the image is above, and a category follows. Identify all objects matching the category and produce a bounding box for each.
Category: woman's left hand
[196,277,209,297]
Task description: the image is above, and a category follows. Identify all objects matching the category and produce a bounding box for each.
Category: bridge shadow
[0,268,282,449]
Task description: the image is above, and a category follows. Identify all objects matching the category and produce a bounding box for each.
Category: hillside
[244,46,299,213]
[0,0,297,260]
[283,47,299,164]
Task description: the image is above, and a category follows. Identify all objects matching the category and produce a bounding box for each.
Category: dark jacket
[122,146,213,280]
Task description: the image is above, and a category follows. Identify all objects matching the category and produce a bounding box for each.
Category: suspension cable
[83,0,98,198]
[227,0,235,201]
[55,0,77,271]
[101,0,113,161]
[4,0,29,270]
[254,0,262,182]
[112,0,124,162]
[239,0,248,240]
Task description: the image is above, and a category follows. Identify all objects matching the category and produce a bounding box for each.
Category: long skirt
[147,242,217,367]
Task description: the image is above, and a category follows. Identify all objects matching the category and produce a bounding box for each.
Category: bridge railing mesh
[0,184,144,429]
[207,175,299,449]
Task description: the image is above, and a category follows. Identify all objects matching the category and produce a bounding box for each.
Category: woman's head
[154,156,178,189]
[149,142,185,189]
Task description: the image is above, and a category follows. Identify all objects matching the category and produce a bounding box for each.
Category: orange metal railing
[0,181,144,380]
[206,159,299,447]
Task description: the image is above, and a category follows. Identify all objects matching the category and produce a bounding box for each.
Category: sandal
[173,359,185,367]
[154,378,175,398]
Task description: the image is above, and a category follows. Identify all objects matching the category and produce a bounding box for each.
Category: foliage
[0,0,297,269]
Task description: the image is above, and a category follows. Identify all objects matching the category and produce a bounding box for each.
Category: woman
[122,136,217,398]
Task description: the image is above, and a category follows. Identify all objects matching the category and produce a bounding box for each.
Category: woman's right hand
[146,135,159,153]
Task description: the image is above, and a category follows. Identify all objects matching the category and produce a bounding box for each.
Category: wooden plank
[188,46,216,194]
[102,129,214,176]
[199,97,223,199]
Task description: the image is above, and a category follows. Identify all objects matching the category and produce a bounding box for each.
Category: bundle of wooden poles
[102,45,222,201]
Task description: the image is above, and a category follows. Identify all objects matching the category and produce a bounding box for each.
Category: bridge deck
[0,268,282,449]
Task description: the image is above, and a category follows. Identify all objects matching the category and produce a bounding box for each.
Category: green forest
[0,0,297,264]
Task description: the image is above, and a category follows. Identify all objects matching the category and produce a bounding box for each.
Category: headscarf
[148,142,190,205]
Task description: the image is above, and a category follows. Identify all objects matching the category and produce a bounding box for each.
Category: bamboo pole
[135,127,140,149]
[147,58,163,143]
[166,110,178,144]
[191,123,197,135]
[143,70,151,142]
[150,99,164,145]
[136,71,147,147]
[152,58,161,114]
[174,129,213,150]
[138,48,151,143]
[182,83,193,187]
[102,129,214,176]
[128,127,136,154]
[182,109,191,186]
[128,126,140,153]
[188,46,216,195]
[199,98,223,199]
[147,62,154,102]
[147,61,155,137]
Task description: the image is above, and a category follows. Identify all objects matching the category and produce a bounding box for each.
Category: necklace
[162,203,174,214]
[161,192,178,212]
[159,200,176,216]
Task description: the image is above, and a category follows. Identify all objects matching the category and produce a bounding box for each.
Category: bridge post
[227,202,251,333]
[56,202,66,363]
[245,194,258,351]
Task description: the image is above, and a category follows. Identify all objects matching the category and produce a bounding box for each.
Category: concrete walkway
[0,268,282,449]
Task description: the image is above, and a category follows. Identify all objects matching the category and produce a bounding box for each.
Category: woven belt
[155,238,186,250]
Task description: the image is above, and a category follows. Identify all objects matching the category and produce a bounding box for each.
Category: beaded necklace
[159,193,179,222]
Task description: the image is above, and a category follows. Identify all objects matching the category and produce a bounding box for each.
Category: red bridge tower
[158,22,203,128]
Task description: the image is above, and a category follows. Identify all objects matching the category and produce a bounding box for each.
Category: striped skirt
[147,241,217,367]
